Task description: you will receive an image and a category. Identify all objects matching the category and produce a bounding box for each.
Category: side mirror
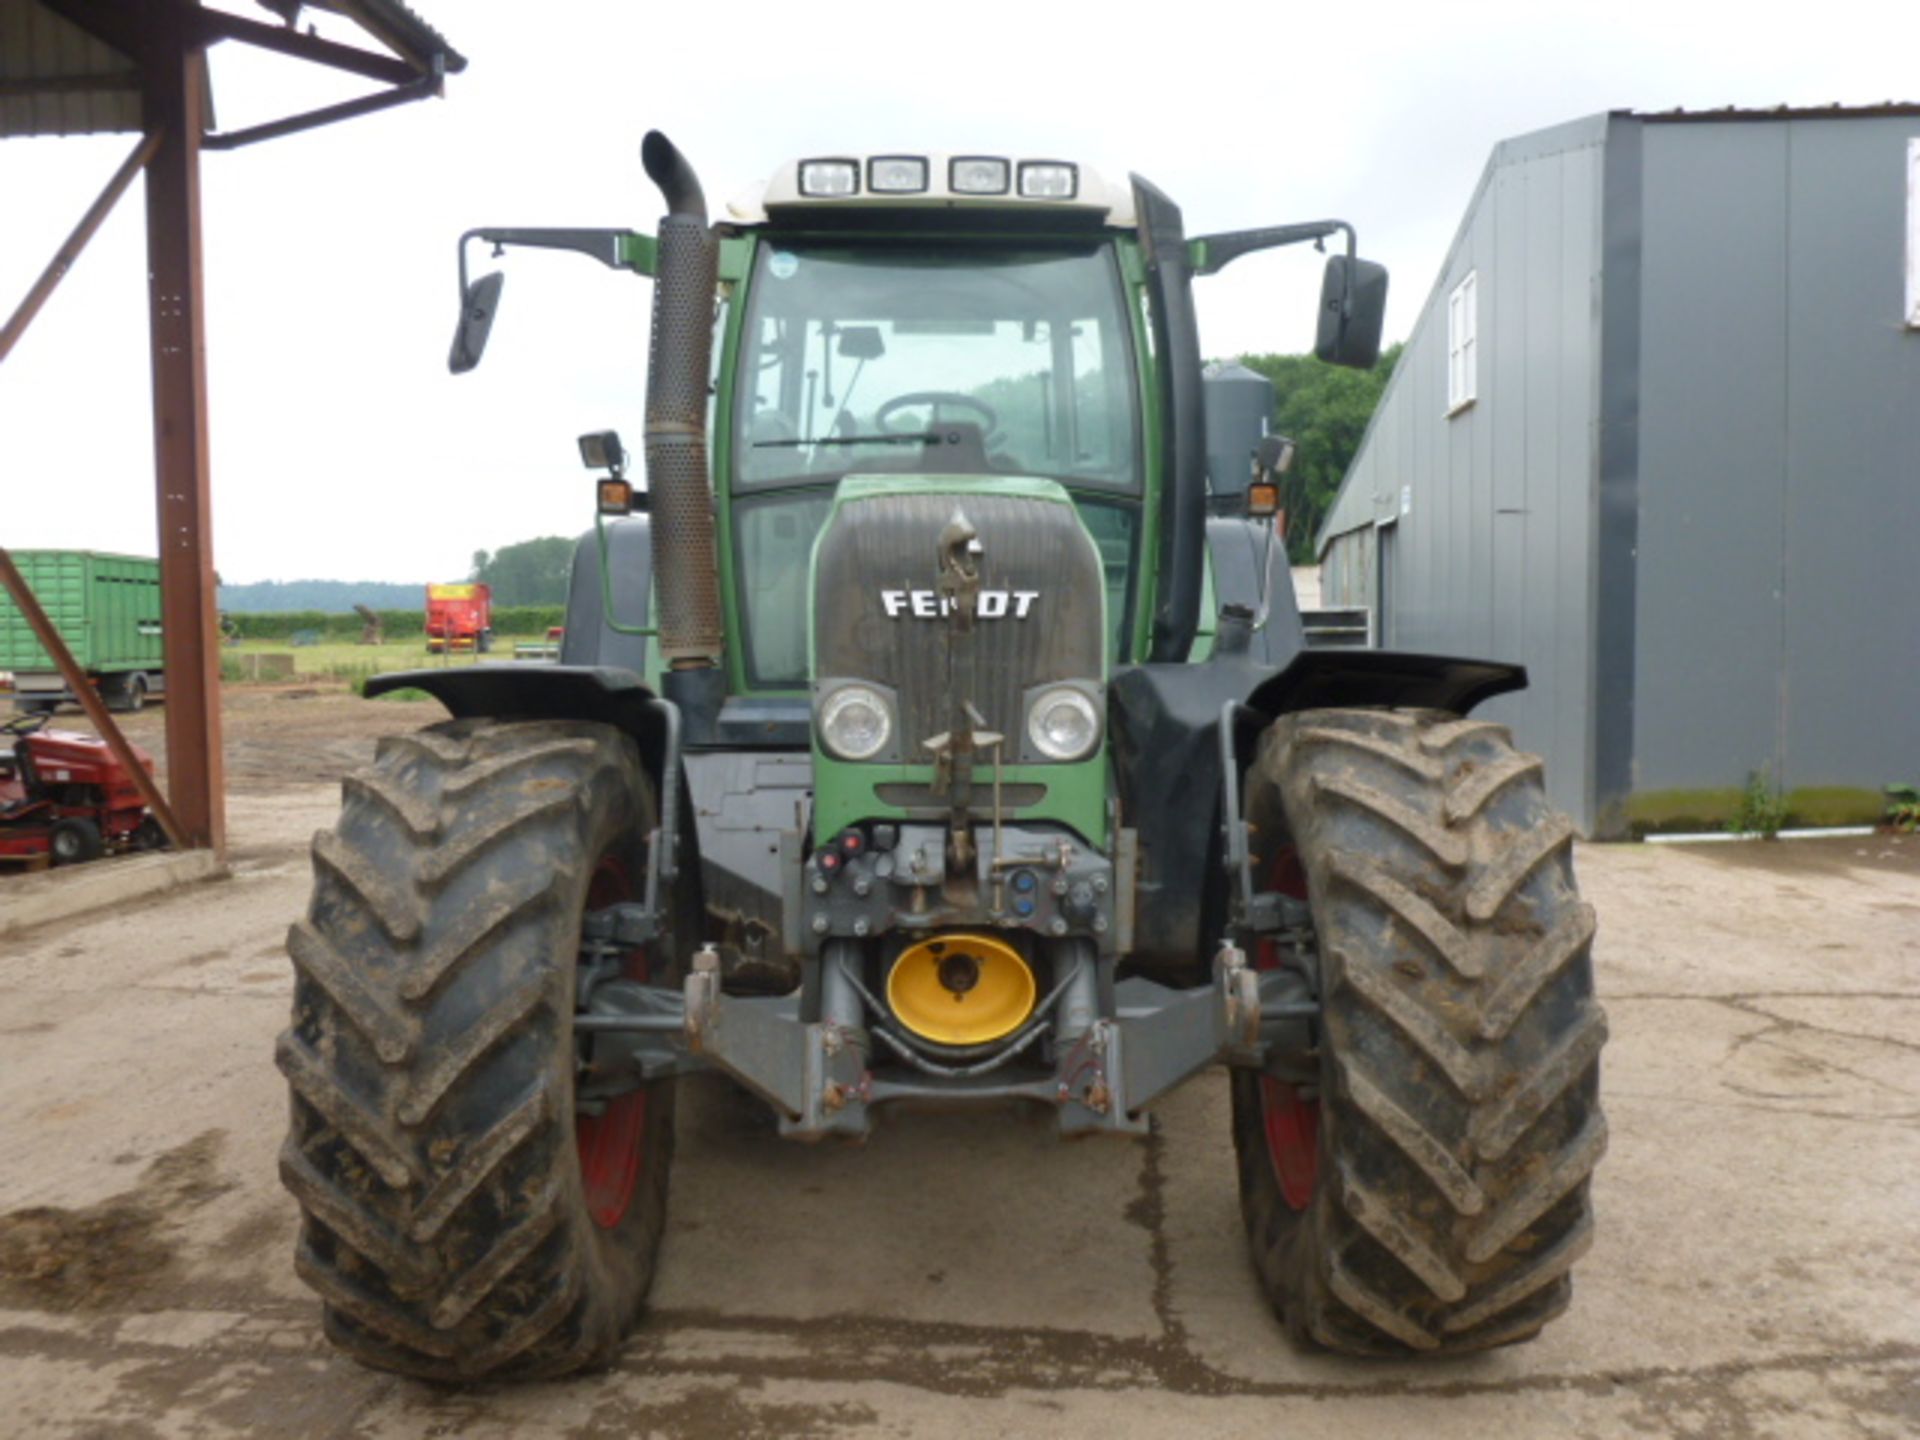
[448,271,504,375]
[1314,256,1388,370]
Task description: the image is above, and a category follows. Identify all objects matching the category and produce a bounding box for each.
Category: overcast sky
[2,0,1916,585]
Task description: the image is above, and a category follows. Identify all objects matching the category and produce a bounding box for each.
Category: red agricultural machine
[424,582,493,654]
[0,712,164,865]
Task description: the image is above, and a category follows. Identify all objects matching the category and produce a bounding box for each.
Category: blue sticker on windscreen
[768,251,799,280]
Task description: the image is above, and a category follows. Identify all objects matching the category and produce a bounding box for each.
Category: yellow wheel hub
[886,933,1036,1046]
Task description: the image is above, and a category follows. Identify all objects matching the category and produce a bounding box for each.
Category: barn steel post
[141,4,225,854]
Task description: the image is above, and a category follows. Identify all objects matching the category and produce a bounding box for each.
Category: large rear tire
[1232,707,1606,1354]
[278,718,675,1381]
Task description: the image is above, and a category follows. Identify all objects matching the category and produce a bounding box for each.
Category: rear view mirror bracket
[1188,219,1353,278]
[447,227,653,375]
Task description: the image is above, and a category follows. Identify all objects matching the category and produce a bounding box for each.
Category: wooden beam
[0,131,161,368]
[189,7,418,87]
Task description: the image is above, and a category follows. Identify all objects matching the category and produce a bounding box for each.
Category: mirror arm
[454,226,649,303]
[1189,220,1354,277]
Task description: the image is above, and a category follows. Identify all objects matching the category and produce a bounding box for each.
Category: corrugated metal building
[1318,106,1920,837]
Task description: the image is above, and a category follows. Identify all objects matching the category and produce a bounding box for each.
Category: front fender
[368,662,654,732]
[368,663,699,931]
[1244,649,1525,718]
[1109,649,1525,975]
[366,663,673,790]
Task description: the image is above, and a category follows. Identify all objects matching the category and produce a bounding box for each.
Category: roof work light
[1018,162,1077,199]
[950,156,1010,194]
[798,159,859,196]
[868,156,929,193]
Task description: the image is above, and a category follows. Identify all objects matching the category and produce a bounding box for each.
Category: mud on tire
[1232,707,1606,1355]
[278,718,674,1381]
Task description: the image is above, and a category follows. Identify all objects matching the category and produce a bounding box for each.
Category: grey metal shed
[1318,105,1920,837]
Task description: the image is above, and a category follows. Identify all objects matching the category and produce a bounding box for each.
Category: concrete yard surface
[0,850,226,941]
[1,712,1917,1436]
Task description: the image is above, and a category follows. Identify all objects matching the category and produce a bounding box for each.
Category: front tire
[278,718,675,1381]
[1232,707,1606,1355]
[50,816,103,865]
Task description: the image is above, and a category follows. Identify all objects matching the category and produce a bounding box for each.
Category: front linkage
[579,895,1314,1143]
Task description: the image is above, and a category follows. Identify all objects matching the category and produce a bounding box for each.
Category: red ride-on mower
[0,712,165,866]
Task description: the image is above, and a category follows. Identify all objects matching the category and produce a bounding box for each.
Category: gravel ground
[1,689,1916,1437]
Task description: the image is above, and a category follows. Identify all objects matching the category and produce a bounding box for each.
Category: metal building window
[1447,270,1478,414]
[1907,139,1920,329]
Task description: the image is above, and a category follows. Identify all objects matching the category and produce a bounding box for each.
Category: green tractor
[279,135,1605,1379]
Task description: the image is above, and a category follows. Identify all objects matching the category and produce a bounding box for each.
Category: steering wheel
[2,711,49,737]
[875,390,999,436]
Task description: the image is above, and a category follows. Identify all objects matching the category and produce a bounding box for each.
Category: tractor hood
[806,475,1110,845]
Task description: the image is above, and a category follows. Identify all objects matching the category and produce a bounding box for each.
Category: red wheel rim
[1259,1076,1320,1210]
[1255,845,1320,1210]
[576,854,648,1229]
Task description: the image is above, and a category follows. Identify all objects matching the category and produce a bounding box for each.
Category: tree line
[470,537,576,607]
[216,537,582,616]
[217,579,426,613]
[224,605,566,643]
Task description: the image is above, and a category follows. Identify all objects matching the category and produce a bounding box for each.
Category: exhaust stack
[640,130,723,669]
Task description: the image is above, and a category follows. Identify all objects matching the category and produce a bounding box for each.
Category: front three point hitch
[582,934,1315,1141]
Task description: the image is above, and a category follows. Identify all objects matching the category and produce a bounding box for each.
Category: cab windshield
[729,239,1144,687]
[735,241,1141,491]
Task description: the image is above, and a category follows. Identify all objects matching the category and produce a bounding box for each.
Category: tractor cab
[720,169,1148,692]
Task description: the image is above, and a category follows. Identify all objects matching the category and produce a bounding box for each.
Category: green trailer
[0,550,164,714]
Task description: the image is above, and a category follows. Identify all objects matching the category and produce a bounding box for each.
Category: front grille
[813,488,1103,749]
[875,781,1048,812]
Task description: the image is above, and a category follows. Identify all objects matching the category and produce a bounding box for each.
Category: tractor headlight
[1027,686,1100,762]
[819,684,894,761]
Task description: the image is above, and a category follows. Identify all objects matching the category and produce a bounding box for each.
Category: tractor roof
[726,153,1137,228]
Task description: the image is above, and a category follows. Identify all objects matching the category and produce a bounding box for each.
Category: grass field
[222,636,552,686]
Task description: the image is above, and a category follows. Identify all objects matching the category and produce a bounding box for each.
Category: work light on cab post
[579,429,636,515]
